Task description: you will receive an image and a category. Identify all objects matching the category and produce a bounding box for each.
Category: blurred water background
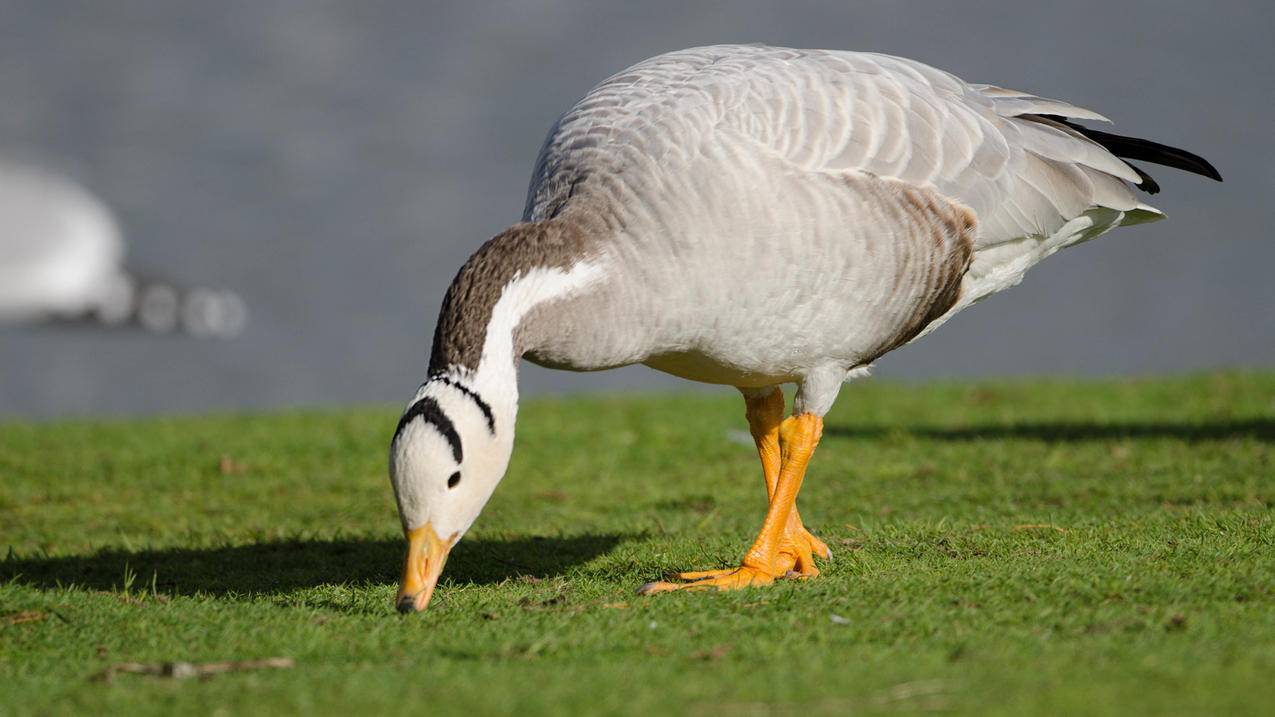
[0,1,1269,418]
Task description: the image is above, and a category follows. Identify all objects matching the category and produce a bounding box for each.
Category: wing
[527,45,1193,308]
[689,47,1154,245]
[569,46,1170,311]
[530,45,1156,242]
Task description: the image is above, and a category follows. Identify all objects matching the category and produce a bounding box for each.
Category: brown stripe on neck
[428,212,603,374]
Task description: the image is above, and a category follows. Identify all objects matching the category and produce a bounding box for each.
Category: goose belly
[525,168,975,385]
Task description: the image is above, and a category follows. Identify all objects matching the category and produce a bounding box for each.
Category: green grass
[2,372,1272,716]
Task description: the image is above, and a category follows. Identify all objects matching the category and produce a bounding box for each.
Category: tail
[1041,116,1223,195]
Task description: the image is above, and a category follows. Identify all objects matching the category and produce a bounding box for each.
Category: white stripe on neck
[470,260,604,397]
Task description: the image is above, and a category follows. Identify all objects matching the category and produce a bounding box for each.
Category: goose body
[390,45,1221,611]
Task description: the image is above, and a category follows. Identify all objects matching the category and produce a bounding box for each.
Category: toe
[808,533,831,560]
[784,564,820,579]
[638,566,777,595]
[637,581,682,595]
[674,568,738,580]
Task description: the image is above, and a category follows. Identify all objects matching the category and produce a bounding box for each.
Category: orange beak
[395,522,453,613]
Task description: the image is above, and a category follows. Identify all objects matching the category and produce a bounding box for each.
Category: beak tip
[395,594,419,614]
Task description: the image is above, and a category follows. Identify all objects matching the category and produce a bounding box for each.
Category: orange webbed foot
[639,525,829,595]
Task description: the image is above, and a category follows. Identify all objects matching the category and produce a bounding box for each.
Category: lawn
[1,372,1272,715]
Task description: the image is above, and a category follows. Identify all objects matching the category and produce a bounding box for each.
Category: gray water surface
[0,1,1268,418]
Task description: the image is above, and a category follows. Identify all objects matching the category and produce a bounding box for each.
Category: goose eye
[447,471,461,489]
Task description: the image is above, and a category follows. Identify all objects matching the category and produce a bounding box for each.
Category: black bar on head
[393,397,463,463]
[435,375,496,435]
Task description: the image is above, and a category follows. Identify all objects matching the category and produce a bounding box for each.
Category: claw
[807,531,832,561]
[637,581,671,596]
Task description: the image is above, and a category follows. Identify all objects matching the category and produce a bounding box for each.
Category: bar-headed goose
[389,45,1221,612]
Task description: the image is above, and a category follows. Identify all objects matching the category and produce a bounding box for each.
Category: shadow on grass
[1,533,631,597]
[824,418,1274,443]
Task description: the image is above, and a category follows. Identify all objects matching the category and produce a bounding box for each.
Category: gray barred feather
[511,45,1210,410]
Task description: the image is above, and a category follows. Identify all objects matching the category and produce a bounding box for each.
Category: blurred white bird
[0,161,246,337]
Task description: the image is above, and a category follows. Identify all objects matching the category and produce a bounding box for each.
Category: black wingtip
[1043,115,1223,186]
[1125,161,1162,195]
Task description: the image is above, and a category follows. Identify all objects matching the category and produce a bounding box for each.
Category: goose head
[388,376,513,613]
[387,218,606,613]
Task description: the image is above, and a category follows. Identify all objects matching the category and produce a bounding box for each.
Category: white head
[388,374,516,613]
[387,229,605,613]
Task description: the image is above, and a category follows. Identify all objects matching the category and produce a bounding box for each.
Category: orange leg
[753,390,830,575]
[672,389,829,582]
[640,398,826,594]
